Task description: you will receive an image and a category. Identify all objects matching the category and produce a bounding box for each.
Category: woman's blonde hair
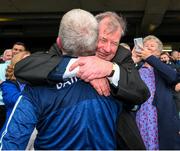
[143,35,163,52]
[6,51,30,80]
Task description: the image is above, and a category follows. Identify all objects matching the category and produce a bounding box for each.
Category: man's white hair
[95,12,127,36]
[58,9,98,56]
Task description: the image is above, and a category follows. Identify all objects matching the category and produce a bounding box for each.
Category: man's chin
[96,53,107,60]
[96,54,106,60]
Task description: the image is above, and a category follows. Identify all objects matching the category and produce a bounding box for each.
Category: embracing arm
[46,46,150,104]
[1,96,38,150]
[14,51,61,85]
[69,46,150,104]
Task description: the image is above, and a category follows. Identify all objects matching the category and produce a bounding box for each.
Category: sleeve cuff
[108,63,120,87]
[63,58,79,79]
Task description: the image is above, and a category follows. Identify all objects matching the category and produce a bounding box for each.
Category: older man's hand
[69,56,113,82]
[90,78,110,96]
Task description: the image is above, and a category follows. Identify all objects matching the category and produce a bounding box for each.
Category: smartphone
[134,38,143,52]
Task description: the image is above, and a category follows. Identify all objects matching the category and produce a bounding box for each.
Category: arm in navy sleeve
[146,55,179,84]
[1,96,38,150]
[0,80,21,108]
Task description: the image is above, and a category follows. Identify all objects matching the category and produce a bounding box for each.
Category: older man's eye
[101,38,107,43]
[111,42,119,47]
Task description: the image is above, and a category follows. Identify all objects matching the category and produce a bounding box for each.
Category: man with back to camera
[1,9,124,150]
[14,11,150,149]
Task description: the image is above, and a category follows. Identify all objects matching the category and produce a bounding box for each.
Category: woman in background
[132,35,180,150]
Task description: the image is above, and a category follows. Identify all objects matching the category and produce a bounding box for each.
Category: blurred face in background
[12,44,26,56]
[171,51,180,60]
[96,17,122,61]
[143,39,161,57]
[3,49,12,61]
[160,53,170,63]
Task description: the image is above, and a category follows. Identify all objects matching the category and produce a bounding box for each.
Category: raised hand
[132,47,142,63]
[135,47,152,60]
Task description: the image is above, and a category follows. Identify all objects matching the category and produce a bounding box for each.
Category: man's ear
[56,37,62,49]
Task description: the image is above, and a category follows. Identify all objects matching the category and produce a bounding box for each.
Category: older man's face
[96,18,122,61]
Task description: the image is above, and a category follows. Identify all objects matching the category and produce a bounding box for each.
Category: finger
[69,59,85,71]
[103,80,110,96]
[135,50,142,55]
[138,45,144,50]
[93,84,103,95]
[84,78,90,82]
[77,73,91,82]
[97,79,109,96]
[76,69,83,77]
[86,73,101,82]
[105,79,111,92]
[102,89,110,96]
[81,73,91,82]
[76,69,90,81]
[78,67,92,81]
[97,88,103,96]
[136,52,142,57]
[69,61,80,71]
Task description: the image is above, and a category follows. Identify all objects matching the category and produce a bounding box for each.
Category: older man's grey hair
[95,12,127,36]
[58,9,98,56]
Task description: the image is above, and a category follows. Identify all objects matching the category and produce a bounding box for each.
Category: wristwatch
[108,62,116,77]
